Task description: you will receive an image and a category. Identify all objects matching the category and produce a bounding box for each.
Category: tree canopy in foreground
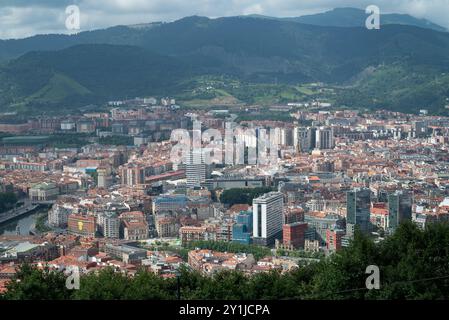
[2,221,449,300]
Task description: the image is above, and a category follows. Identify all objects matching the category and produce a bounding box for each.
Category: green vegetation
[3,222,449,300]
[1,134,90,148]
[99,135,134,146]
[2,264,73,300]
[35,212,51,233]
[25,73,92,104]
[48,134,91,148]
[0,192,18,213]
[0,44,192,113]
[236,111,294,122]
[185,240,272,260]
[2,136,50,145]
[2,16,449,114]
[275,249,325,260]
[336,64,449,115]
[220,187,274,206]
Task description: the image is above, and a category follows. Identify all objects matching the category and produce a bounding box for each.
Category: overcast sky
[1,0,449,39]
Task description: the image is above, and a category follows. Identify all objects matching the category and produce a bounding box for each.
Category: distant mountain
[294,7,447,32]
[0,7,446,63]
[0,44,193,110]
[1,14,449,113]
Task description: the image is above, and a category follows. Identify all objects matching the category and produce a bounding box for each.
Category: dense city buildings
[186,149,210,189]
[3,95,449,299]
[3,0,449,305]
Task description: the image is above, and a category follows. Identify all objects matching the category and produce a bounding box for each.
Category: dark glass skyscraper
[388,190,413,233]
[346,188,371,237]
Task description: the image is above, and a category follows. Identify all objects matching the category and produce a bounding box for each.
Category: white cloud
[0,0,449,39]
[0,6,66,39]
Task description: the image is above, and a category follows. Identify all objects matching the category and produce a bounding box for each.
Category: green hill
[1,14,449,113]
[26,73,92,103]
[0,44,194,111]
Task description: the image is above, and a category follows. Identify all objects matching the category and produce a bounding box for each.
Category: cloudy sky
[1,0,449,39]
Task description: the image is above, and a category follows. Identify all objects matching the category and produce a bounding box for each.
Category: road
[0,199,40,225]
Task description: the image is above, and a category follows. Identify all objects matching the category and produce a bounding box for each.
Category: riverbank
[0,208,50,236]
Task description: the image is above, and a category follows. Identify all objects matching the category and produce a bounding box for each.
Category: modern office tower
[294,127,310,152]
[186,149,210,188]
[120,164,145,186]
[377,189,389,203]
[235,210,253,232]
[98,212,120,239]
[283,222,308,249]
[293,127,318,152]
[413,121,428,138]
[309,127,317,150]
[346,188,372,237]
[232,211,253,245]
[273,127,294,147]
[48,204,71,228]
[272,127,283,146]
[253,192,284,246]
[388,190,413,233]
[283,127,294,146]
[97,167,112,188]
[315,126,335,150]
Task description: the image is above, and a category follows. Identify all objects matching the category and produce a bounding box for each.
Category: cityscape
[1,0,449,309]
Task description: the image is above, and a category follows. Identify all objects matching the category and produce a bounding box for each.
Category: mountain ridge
[292,7,447,32]
[1,12,449,114]
[0,7,446,62]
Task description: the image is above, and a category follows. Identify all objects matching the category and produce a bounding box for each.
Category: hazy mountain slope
[0,44,194,109]
[1,15,449,113]
[295,7,447,32]
[336,64,449,114]
[0,25,151,62]
[0,7,446,63]
[135,16,449,82]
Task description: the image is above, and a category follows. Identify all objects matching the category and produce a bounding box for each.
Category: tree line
[0,192,18,213]
[219,187,274,206]
[2,221,449,300]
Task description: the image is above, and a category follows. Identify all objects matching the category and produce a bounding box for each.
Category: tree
[219,187,273,206]
[124,269,174,300]
[3,222,449,300]
[3,264,72,300]
[72,267,129,300]
[201,271,250,300]
[0,192,18,213]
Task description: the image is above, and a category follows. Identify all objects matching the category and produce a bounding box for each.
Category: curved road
[0,199,39,225]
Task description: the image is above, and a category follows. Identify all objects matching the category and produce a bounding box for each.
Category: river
[0,209,48,236]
